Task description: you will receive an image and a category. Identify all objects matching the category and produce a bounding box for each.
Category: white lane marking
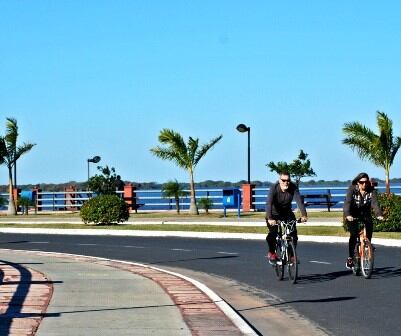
[29,241,49,244]
[309,260,331,265]
[78,243,97,246]
[217,251,239,255]
[124,245,145,248]
[171,248,192,252]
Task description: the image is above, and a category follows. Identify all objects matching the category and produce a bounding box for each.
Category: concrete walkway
[0,249,256,336]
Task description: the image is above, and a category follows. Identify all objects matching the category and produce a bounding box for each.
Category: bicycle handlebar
[270,218,305,226]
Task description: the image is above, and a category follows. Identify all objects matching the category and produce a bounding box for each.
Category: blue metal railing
[1,186,400,212]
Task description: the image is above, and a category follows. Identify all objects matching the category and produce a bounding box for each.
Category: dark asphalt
[1,233,400,336]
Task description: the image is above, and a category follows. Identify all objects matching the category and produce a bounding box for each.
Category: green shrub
[80,194,129,225]
[18,197,35,215]
[198,197,213,214]
[373,193,401,232]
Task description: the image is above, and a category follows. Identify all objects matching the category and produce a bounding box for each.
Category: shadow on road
[296,270,350,284]
[371,266,401,279]
[239,296,356,312]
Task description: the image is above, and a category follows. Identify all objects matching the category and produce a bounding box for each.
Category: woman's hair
[352,172,370,185]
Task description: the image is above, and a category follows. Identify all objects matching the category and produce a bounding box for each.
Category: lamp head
[236,124,249,133]
[88,155,101,163]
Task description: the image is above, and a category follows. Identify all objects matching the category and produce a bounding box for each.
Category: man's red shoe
[267,252,278,264]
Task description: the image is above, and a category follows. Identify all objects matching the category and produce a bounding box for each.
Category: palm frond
[0,137,6,166]
[390,136,401,163]
[342,122,379,159]
[194,135,223,166]
[157,128,189,161]
[5,118,18,149]
[0,137,12,166]
[15,143,36,162]
[150,146,188,169]
[343,122,377,142]
[377,111,393,158]
[187,137,199,164]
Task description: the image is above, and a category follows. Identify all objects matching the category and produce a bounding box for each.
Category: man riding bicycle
[265,172,307,264]
[343,172,383,269]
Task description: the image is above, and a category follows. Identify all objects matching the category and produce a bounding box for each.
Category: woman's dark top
[343,185,382,220]
[265,182,307,220]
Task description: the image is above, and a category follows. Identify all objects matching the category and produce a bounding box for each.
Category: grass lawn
[1,209,343,220]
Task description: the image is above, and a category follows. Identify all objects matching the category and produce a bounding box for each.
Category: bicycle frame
[352,220,374,279]
[272,220,298,283]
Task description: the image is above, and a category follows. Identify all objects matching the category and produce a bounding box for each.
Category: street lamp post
[87,155,101,184]
[236,124,250,184]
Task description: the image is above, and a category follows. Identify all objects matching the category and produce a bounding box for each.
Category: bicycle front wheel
[361,239,374,279]
[274,240,284,280]
[287,241,298,284]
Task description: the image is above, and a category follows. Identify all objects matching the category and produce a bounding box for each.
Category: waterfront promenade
[0,215,399,335]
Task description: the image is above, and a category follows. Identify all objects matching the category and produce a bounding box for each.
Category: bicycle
[351,220,374,279]
[271,219,300,284]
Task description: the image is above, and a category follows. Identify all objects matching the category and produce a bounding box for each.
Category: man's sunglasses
[280,179,290,183]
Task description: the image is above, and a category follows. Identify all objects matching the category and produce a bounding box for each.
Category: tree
[150,129,222,214]
[267,149,316,187]
[161,179,188,214]
[0,118,35,215]
[88,165,118,195]
[342,111,401,194]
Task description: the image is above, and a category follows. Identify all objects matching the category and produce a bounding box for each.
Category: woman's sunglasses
[358,180,369,185]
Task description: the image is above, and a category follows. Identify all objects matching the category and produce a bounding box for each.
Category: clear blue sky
[1,1,401,185]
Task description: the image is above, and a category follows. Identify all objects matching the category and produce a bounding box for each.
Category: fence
[1,185,400,213]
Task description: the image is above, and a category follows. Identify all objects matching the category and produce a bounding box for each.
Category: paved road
[1,233,400,336]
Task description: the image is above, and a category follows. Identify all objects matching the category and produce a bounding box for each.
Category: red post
[124,183,137,212]
[242,183,255,212]
[32,186,42,212]
[12,188,21,212]
[64,185,77,211]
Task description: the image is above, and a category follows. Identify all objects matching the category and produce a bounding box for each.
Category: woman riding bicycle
[343,172,383,269]
[265,172,307,264]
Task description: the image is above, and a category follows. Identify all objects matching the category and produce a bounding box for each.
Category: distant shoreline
[1,178,401,193]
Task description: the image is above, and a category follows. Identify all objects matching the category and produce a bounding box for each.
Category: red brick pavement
[0,261,53,336]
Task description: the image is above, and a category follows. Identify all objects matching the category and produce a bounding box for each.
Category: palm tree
[161,179,188,213]
[150,129,222,214]
[0,118,36,215]
[342,111,401,194]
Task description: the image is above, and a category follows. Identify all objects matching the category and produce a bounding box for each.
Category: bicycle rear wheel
[287,241,298,284]
[274,240,284,280]
[352,244,361,276]
[361,239,374,279]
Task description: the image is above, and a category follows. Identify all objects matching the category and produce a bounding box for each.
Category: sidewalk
[0,249,256,336]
